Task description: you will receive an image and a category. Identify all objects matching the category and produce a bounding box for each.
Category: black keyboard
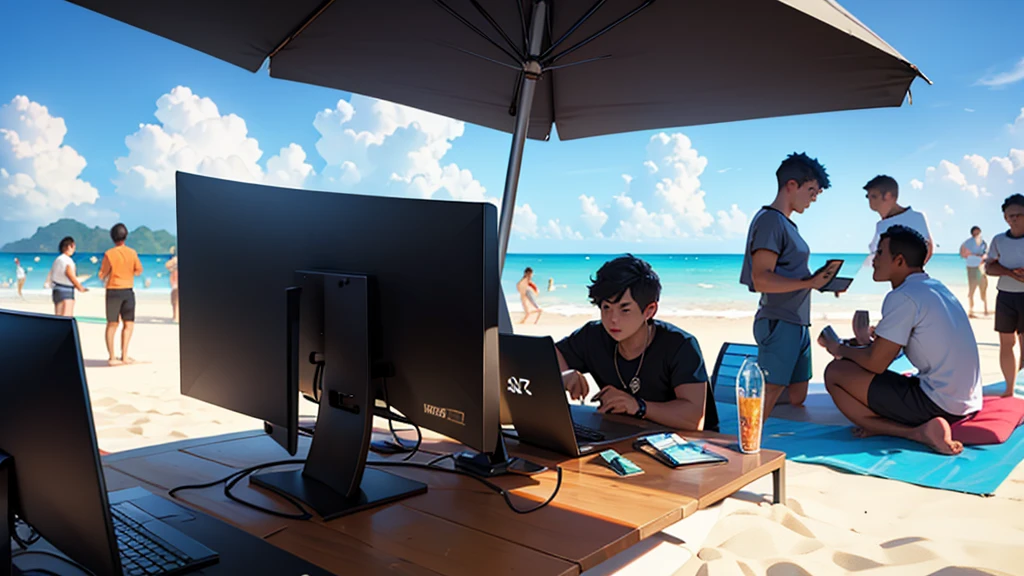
[572,422,606,442]
[111,505,193,576]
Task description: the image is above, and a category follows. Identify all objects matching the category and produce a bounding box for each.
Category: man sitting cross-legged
[819,225,982,455]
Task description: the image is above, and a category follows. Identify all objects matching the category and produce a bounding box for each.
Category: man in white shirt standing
[819,225,982,455]
[14,257,26,298]
[864,175,933,265]
[985,194,1024,397]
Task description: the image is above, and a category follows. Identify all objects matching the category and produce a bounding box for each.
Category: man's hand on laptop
[562,369,589,402]
[595,386,639,416]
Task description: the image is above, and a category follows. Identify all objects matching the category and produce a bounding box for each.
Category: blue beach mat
[718,383,1024,495]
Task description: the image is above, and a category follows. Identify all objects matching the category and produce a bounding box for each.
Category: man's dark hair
[1002,194,1024,213]
[110,223,128,243]
[58,236,75,253]
[880,225,927,268]
[588,254,661,310]
[863,175,899,199]
[970,225,981,235]
[523,267,533,275]
[776,152,830,191]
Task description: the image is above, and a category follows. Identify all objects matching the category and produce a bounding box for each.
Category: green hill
[1,219,176,254]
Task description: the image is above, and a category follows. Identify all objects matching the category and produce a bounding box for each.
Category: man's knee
[787,382,808,406]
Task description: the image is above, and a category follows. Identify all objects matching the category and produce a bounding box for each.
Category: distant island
[1,219,177,254]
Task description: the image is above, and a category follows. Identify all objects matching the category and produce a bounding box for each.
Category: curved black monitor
[176,173,503,518]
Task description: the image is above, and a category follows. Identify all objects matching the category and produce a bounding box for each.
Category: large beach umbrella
[67,0,928,268]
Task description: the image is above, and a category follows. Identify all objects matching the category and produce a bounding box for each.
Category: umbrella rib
[441,43,523,71]
[545,0,655,66]
[267,0,337,60]
[432,0,524,65]
[539,0,606,61]
[468,0,525,59]
[544,54,611,71]
[516,0,529,51]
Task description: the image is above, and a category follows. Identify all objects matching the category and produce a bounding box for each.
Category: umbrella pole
[497,0,547,273]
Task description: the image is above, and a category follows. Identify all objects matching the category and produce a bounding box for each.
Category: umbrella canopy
[67,0,928,263]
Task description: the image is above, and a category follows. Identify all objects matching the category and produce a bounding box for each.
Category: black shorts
[867,370,966,427]
[995,291,1024,334]
[106,289,136,323]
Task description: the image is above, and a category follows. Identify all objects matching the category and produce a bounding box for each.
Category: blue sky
[2,0,1023,254]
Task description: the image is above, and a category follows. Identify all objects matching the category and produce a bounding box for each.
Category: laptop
[0,310,331,576]
[499,333,666,457]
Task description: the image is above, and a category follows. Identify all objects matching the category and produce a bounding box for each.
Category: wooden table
[102,427,785,575]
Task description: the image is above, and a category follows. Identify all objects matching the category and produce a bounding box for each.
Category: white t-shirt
[15,265,25,280]
[868,207,932,258]
[961,237,987,268]
[874,273,982,416]
[48,254,75,287]
[988,231,1024,293]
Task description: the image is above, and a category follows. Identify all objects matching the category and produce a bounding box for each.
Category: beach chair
[710,342,758,405]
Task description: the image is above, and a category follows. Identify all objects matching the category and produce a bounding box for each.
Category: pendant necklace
[614,324,650,395]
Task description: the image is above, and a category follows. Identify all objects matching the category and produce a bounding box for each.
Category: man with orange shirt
[99,223,143,366]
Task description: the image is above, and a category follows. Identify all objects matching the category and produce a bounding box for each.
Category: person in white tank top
[863,175,934,266]
[47,236,89,317]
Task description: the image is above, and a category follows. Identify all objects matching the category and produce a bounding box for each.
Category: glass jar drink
[736,358,765,454]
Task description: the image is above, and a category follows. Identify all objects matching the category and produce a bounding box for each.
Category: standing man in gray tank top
[985,194,1024,397]
[740,153,839,419]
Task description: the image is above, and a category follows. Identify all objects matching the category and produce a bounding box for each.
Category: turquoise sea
[0,251,975,320]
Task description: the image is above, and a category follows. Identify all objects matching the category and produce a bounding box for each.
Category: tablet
[633,433,728,469]
[819,276,853,293]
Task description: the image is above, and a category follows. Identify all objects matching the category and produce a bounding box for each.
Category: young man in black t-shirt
[555,255,718,431]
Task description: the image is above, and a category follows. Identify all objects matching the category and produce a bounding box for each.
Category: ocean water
[0,251,976,319]
[0,252,176,294]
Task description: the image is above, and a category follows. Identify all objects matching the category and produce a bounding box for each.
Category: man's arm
[984,258,1024,282]
[823,333,902,374]
[556,346,590,400]
[751,250,832,294]
[98,255,110,281]
[134,253,143,276]
[644,384,706,431]
[64,263,87,292]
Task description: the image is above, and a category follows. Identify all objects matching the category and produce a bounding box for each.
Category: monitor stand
[453,432,546,477]
[251,273,426,521]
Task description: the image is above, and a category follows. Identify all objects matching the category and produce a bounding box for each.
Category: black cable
[12,550,97,576]
[427,453,454,467]
[168,459,312,520]
[380,376,422,460]
[369,460,563,515]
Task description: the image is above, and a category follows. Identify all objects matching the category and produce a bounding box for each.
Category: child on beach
[99,223,143,366]
[819,226,982,455]
[555,255,717,431]
[984,194,1024,397]
[739,152,838,420]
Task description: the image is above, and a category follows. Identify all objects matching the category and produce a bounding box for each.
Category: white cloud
[512,203,539,238]
[944,205,955,215]
[910,178,924,190]
[976,58,1024,88]
[1011,149,1024,171]
[579,194,608,237]
[716,204,749,237]
[611,192,678,241]
[313,95,491,204]
[1014,108,1024,132]
[646,132,715,234]
[964,154,989,178]
[543,219,582,241]
[643,160,658,174]
[937,159,979,197]
[965,108,976,113]
[114,86,313,199]
[0,95,107,238]
[621,174,633,185]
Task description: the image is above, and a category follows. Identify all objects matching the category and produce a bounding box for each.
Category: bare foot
[121,357,137,365]
[108,359,123,366]
[852,427,876,438]
[912,417,963,455]
[1003,387,1016,398]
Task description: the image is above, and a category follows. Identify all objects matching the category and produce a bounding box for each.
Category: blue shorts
[753,318,812,386]
[52,284,74,304]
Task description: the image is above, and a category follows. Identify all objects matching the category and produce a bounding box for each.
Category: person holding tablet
[739,152,839,419]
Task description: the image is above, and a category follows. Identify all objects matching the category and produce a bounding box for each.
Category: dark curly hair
[588,255,661,311]
[776,152,830,190]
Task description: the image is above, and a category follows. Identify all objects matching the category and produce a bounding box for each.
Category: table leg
[772,463,786,505]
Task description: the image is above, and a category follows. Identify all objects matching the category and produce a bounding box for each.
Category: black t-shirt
[556,320,719,431]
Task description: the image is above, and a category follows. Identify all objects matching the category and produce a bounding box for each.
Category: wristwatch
[634,397,647,419]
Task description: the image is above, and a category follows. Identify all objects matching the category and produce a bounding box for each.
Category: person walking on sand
[985,194,1024,397]
[516,267,542,324]
[46,236,88,316]
[14,257,26,298]
[166,246,179,323]
[960,226,989,318]
[99,223,143,366]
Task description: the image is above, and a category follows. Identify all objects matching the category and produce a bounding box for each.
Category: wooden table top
[102,425,784,575]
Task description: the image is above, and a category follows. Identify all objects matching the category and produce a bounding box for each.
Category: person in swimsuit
[516,267,542,324]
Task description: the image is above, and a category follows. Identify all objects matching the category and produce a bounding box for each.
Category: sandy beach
[2,288,1022,575]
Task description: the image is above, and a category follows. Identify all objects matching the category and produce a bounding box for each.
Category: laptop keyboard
[573,422,606,443]
[110,504,192,576]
